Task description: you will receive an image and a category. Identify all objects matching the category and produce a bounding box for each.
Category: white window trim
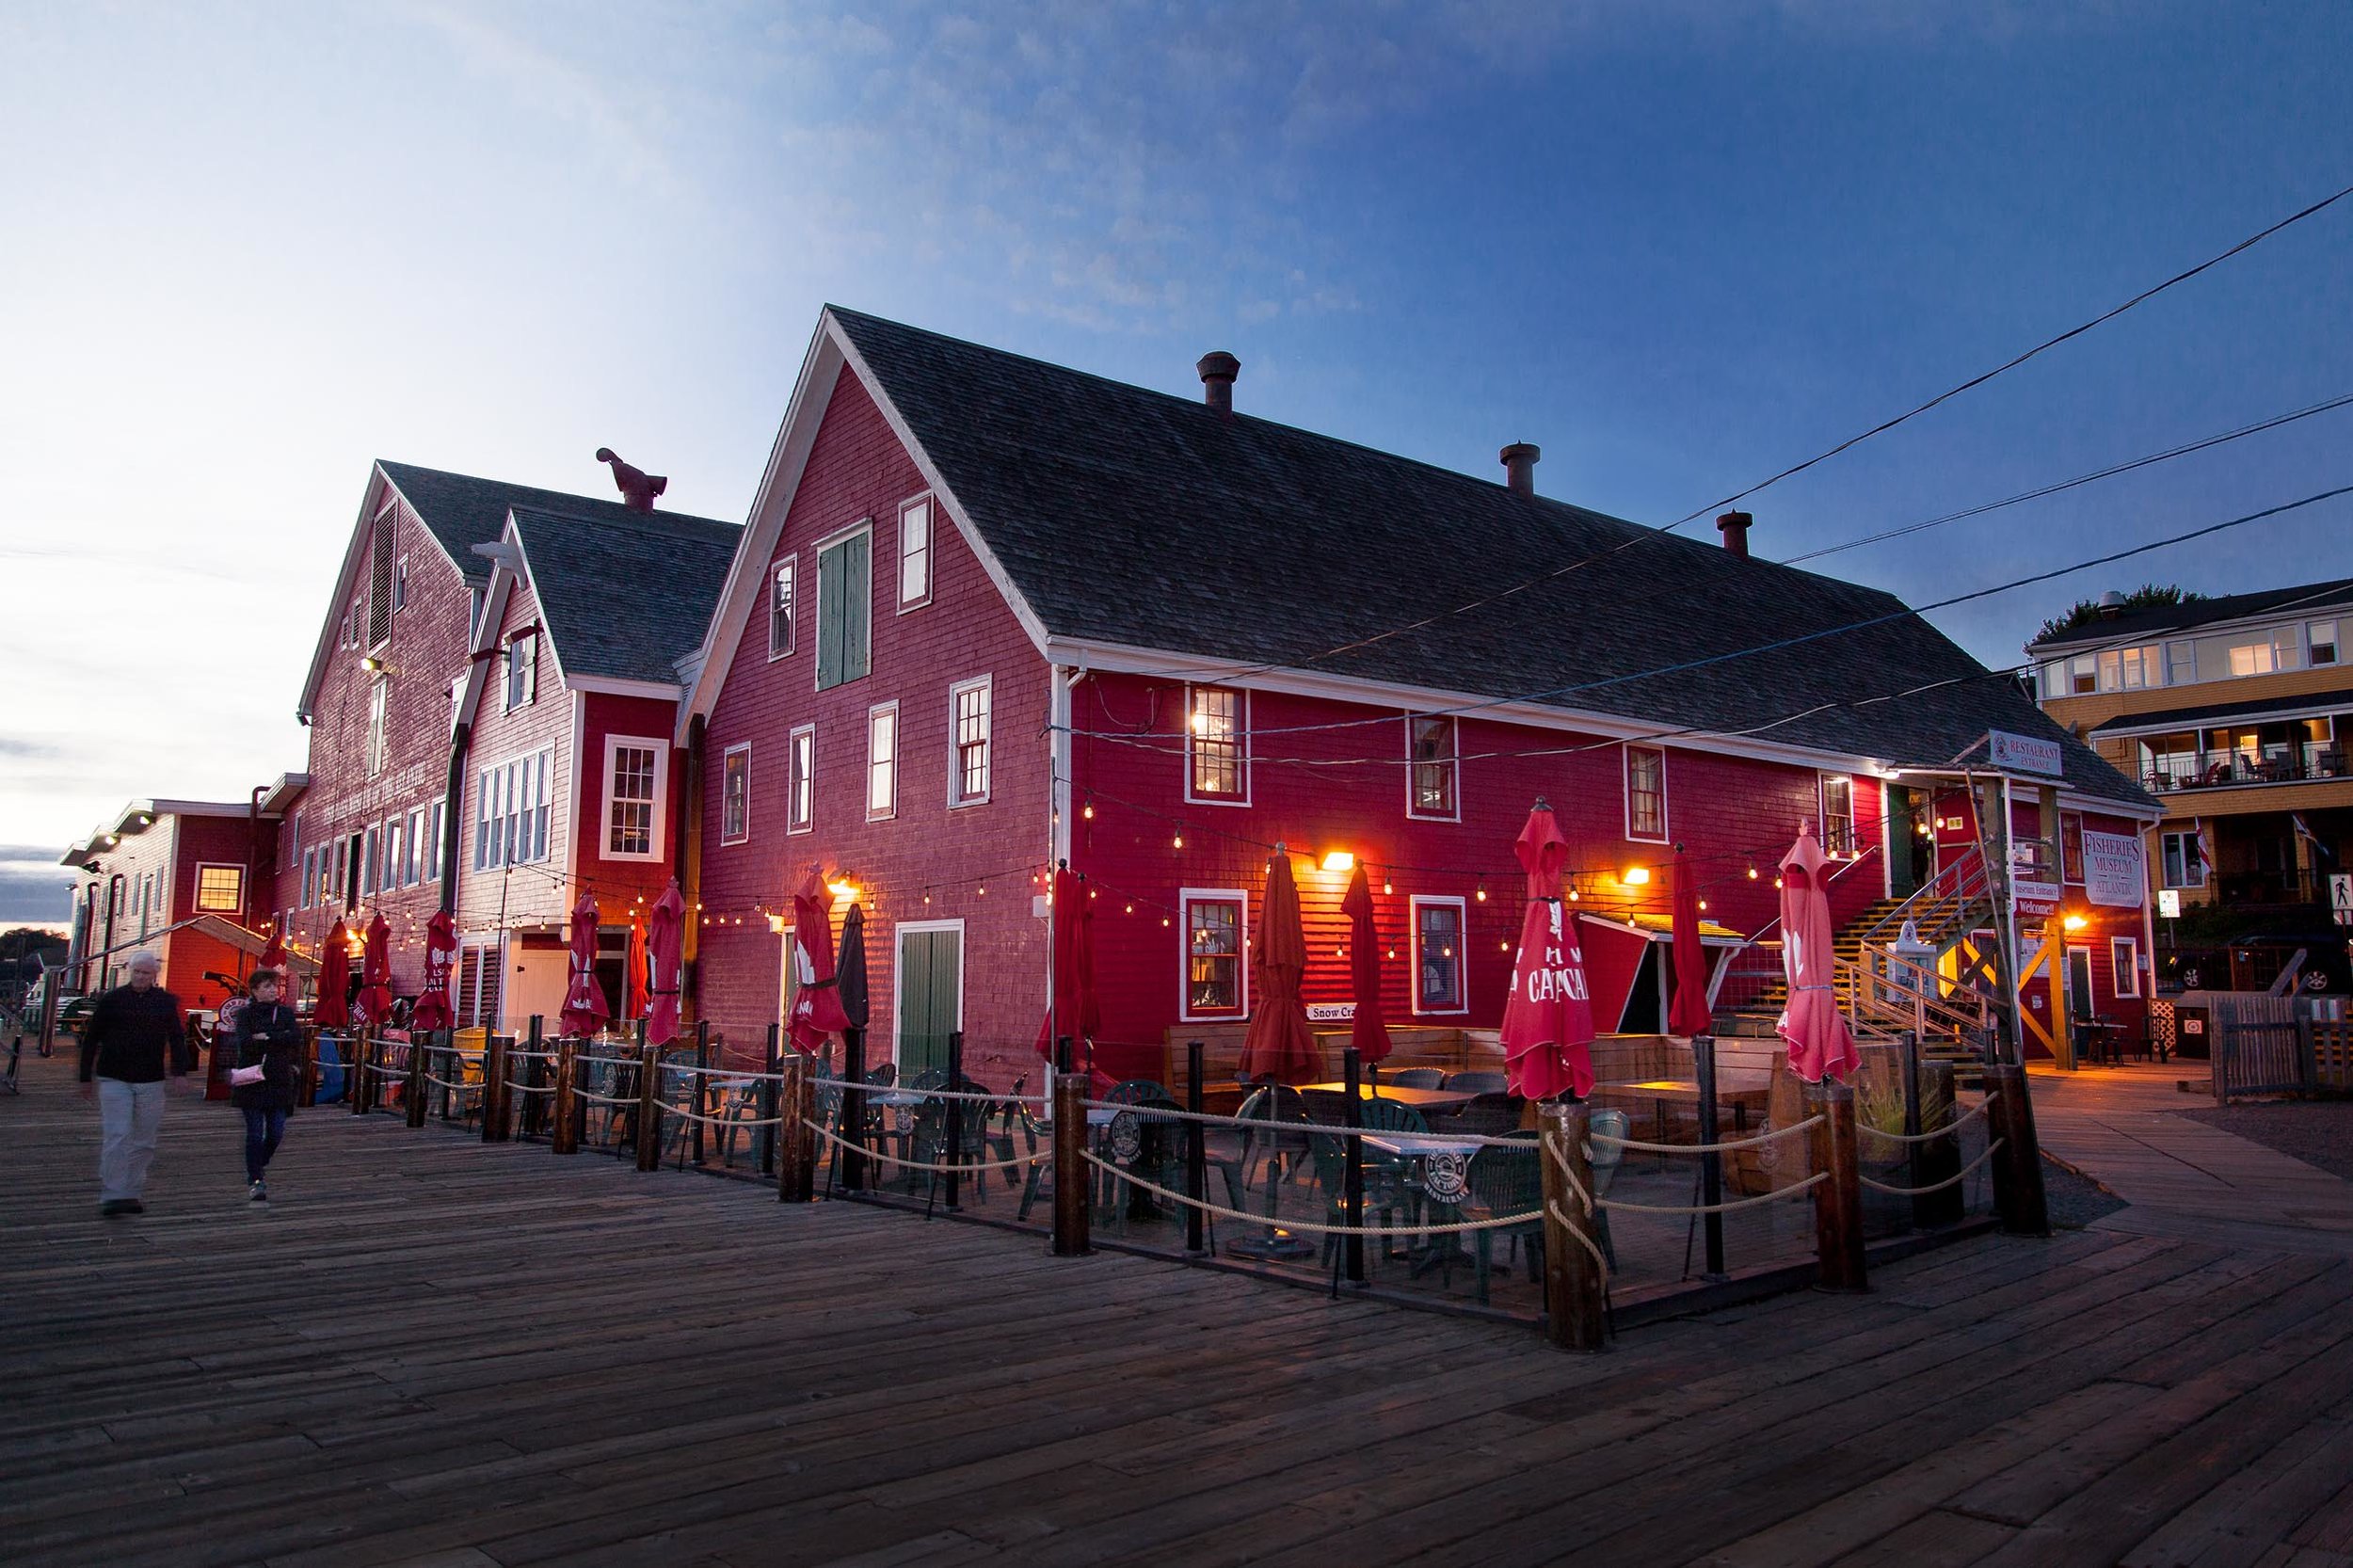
[867,700,900,823]
[811,519,873,695]
[896,490,935,613]
[600,734,670,862]
[890,918,967,1072]
[1408,893,1471,1016]
[767,555,797,662]
[1177,887,1250,1023]
[1404,713,1461,824]
[2160,829,2209,890]
[1623,744,1670,844]
[949,675,992,808]
[2110,936,2141,999]
[504,632,537,712]
[787,724,816,836]
[2059,809,2085,887]
[2064,944,2096,1017]
[1817,773,1856,856]
[392,552,409,612]
[427,796,446,884]
[1183,684,1252,808]
[720,741,752,847]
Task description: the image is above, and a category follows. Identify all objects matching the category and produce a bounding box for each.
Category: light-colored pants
[98,1078,165,1203]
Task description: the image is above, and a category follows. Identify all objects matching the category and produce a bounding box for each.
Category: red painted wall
[696,372,1053,1081]
[284,472,477,992]
[573,691,690,922]
[1066,675,1888,1080]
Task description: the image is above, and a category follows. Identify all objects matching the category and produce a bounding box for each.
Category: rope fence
[1857,1139,2006,1197]
[1853,1092,1998,1146]
[1079,1149,1546,1237]
[803,1117,1048,1175]
[1592,1115,1823,1157]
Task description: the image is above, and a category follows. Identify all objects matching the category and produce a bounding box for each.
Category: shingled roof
[510,505,741,684]
[379,460,729,586]
[2027,576,2353,653]
[828,308,2152,810]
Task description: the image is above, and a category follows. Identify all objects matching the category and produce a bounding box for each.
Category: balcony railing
[2212,867,2333,907]
[2143,746,2348,794]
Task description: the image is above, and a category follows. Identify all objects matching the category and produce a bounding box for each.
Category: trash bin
[2173,1004,2211,1061]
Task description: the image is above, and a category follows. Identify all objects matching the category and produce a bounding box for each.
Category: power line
[1059,483,2353,740]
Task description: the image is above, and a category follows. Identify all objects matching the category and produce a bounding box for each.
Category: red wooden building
[680,310,2158,1082]
[272,461,735,1027]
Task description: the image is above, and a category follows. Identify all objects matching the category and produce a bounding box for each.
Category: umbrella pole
[1693,1034,1727,1281]
[760,1023,780,1176]
[1342,1047,1366,1286]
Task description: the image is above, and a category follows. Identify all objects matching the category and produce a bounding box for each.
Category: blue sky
[3,1,2349,920]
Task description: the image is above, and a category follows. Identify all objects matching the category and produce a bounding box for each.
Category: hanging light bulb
[1386,948,1397,960]
[922,890,932,905]
[977,883,987,897]
[1161,916,1171,927]
[1124,903,1132,914]
[1173,827,1185,849]
[1568,887,1580,902]
[1382,874,1393,895]
[1774,876,1785,889]
[1500,939,1511,952]
[1089,888,1097,900]
[1082,798,1095,821]
[1747,863,1759,880]
[1698,899,1708,912]
[1475,882,1487,903]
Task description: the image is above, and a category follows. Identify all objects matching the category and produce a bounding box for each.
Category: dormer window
[505,632,537,711]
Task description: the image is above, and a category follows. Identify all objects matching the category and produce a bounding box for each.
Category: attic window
[392,554,409,613]
[898,495,933,610]
[505,632,537,711]
[768,557,796,661]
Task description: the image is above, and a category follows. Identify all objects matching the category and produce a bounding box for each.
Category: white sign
[1306,1002,1356,1022]
[2012,880,2062,920]
[1988,729,2065,777]
[2158,888,2182,920]
[2333,873,2353,929]
[2081,830,2146,909]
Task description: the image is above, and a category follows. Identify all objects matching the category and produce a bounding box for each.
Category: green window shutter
[816,541,847,689]
[845,531,872,682]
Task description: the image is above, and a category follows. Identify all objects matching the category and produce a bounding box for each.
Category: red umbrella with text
[1239,845,1320,1084]
[1776,823,1860,1083]
[559,892,610,1038]
[410,908,456,1032]
[646,879,685,1046]
[786,866,851,1054]
[624,914,650,1023]
[314,920,350,1030]
[1342,862,1393,1064]
[1667,843,1715,1038]
[1500,799,1596,1099]
[354,912,394,1027]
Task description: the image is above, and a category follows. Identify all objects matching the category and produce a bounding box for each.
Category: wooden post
[1692,1033,1726,1280]
[1899,1029,1924,1225]
[522,1016,546,1138]
[634,1037,664,1173]
[552,1038,579,1156]
[778,1051,813,1202]
[1806,1080,1867,1291]
[1983,1062,2049,1237]
[760,1023,781,1176]
[1341,1046,1366,1286]
[944,1032,966,1212]
[1915,1060,1964,1227]
[405,1033,429,1128]
[349,1032,369,1116]
[1184,1040,1207,1256]
[482,1033,509,1143]
[297,1026,319,1110]
[1538,1100,1607,1352]
[1051,1070,1091,1256]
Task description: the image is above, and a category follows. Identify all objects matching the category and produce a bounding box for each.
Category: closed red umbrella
[355,912,394,1026]
[646,879,686,1046]
[786,866,851,1054]
[624,914,650,1022]
[1776,823,1860,1083]
[257,925,288,978]
[411,908,456,1032]
[1341,862,1392,1064]
[1500,799,1596,1100]
[315,920,350,1029]
[1668,843,1715,1038]
[560,892,610,1038]
[1239,846,1320,1084]
[1034,865,1100,1064]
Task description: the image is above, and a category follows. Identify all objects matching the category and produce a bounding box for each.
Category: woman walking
[229,968,301,1202]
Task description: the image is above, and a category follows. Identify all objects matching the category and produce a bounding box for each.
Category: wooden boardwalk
[8,1048,2353,1568]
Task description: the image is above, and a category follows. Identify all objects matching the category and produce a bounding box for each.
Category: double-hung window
[195,864,243,914]
[898,495,933,609]
[2312,621,2340,667]
[505,632,537,711]
[603,737,667,860]
[2111,937,2141,999]
[360,826,380,897]
[1180,889,1247,1020]
[815,527,872,691]
[2166,640,2197,686]
[867,703,899,821]
[1187,686,1248,803]
[473,750,552,869]
[366,680,390,776]
[1819,776,1855,856]
[2160,829,2208,889]
[1411,896,1467,1015]
[300,846,317,909]
[951,678,991,807]
[1625,745,1668,842]
[721,744,751,845]
[2097,645,2162,693]
[768,558,796,660]
[384,816,404,892]
[788,725,815,833]
[2060,811,2085,885]
[1407,714,1459,821]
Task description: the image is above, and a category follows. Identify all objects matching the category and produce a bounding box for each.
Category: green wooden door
[898,928,961,1081]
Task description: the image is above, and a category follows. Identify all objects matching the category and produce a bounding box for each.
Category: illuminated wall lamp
[1320,850,1354,872]
[2061,913,2088,932]
[827,876,859,902]
[1622,866,1651,887]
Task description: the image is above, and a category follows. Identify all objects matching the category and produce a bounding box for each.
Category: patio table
[1294,1082,1477,1115]
[1362,1131,1485,1277]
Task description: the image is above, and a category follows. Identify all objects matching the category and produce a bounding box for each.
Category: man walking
[77,952,191,1217]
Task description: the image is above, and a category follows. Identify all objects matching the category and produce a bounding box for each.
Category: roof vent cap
[2097,589,2126,617]
[1196,352,1240,417]
[1500,442,1541,498]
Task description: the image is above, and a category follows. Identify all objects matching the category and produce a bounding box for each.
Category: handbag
[230,1063,266,1086]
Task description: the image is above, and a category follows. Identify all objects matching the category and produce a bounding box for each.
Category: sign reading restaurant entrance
[1987,728,2065,777]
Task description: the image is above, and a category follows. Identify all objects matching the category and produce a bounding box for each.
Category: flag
[2292,813,2337,865]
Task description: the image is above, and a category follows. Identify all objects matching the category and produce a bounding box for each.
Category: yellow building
[2032,578,2353,922]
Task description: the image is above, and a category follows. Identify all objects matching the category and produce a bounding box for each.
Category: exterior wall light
[2062,913,2088,932]
[1321,850,1354,872]
[827,877,858,902]
[1623,866,1651,886]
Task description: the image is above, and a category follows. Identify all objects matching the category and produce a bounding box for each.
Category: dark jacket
[78,984,188,1083]
[229,1000,303,1112]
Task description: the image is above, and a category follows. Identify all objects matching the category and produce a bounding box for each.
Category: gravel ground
[2183,1100,2353,1181]
[2041,1152,2130,1229]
